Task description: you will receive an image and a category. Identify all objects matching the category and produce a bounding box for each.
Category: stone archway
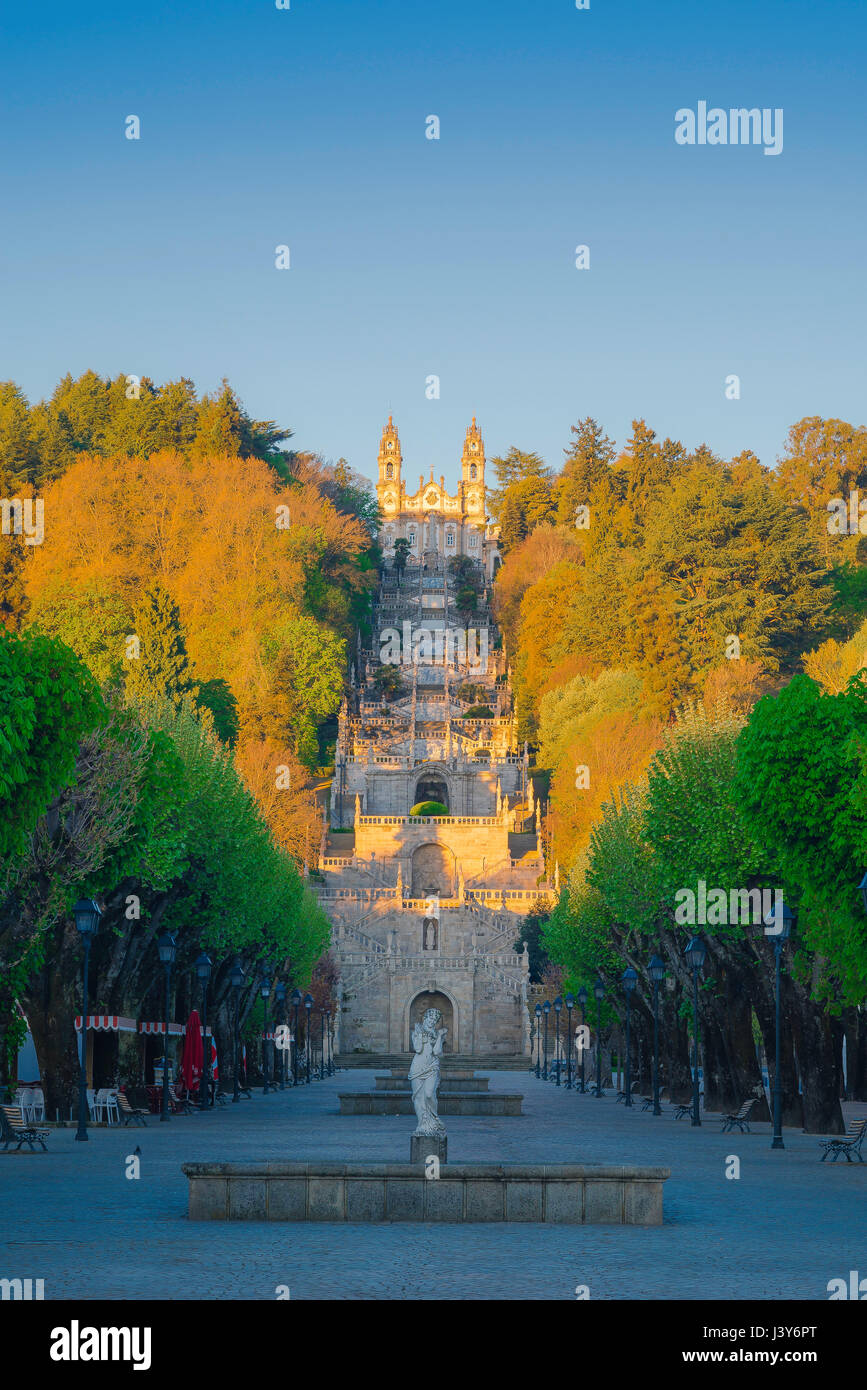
[411,842,454,896]
[408,990,455,1053]
[414,771,450,811]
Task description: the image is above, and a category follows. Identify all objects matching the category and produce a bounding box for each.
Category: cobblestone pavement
[2,1069,864,1300]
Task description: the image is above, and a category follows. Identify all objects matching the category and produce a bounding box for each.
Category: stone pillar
[411,1133,447,1165]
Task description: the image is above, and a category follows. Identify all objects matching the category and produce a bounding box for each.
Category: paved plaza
[2,1070,864,1301]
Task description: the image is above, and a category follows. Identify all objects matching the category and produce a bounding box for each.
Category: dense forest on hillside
[492,413,867,1128]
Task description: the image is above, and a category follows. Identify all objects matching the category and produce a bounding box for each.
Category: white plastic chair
[18,1088,34,1123]
[30,1088,45,1121]
[102,1090,119,1125]
[86,1088,97,1120]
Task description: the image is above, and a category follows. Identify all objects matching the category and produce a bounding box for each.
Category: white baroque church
[376,416,501,580]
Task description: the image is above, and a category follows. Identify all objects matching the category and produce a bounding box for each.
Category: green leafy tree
[0,627,104,860]
[29,582,131,686]
[392,537,411,576]
[497,476,556,553]
[125,585,199,710]
[488,447,550,520]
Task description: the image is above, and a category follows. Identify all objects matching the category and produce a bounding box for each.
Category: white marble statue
[409,1008,447,1138]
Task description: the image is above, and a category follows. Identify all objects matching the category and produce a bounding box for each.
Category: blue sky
[1,0,865,485]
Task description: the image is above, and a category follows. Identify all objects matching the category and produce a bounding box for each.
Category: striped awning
[74,1015,137,1033]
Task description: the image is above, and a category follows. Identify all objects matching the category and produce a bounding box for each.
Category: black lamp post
[648,955,665,1115]
[534,1003,542,1078]
[621,967,637,1105]
[157,932,177,1121]
[304,994,313,1083]
[73,898,102,1142]
[565,993,574,1089]
[684,935,706,1126]
[230,957,245,1102]
[195,952,212,1109]
[275,984,286,1089]
[260,973,272,1094]
[291,988,301,1086]
[577,986,588,1093]
[542,999,551,1080]
[764,901,794,1151]
[554,996,563,1085]
[324,1009,332,1076]
[593,978,605,1097]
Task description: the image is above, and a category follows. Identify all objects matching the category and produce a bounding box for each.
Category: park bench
[117,1092,148,1126]
[672,1098,695,1119]
[721,1098,758,1133]
[819,1115,867,1163]
[640,1089,667,1111]
[615,1081,641,1103]
[1,1105,49,1151]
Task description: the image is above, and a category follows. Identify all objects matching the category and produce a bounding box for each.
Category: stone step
[338,1092,523,1116]
[337,1053,528,1071]
[375,1075,489,1093]
[387,1067,479,1081]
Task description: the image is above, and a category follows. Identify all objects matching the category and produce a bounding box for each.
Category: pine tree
[125,584,199,709]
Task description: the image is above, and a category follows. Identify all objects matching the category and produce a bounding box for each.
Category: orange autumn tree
[25,449,375,772]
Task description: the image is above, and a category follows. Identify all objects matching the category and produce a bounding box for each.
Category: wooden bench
[819,1116,867,1163]
[1,1105,49,1151]
[641,1088,667,1111]
[615,1081,641,1103]
[117,1092,148,1126]
[721,1098,758,1133]
[672,1099,694,1119]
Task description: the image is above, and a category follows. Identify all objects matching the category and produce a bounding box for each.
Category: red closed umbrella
[180,1010,204,1094]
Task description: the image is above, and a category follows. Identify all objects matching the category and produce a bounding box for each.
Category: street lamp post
[648,955,665,1115]
[157,932,177,1122]
[195,952,212,1109]
[73,899,102,1142]
[291,988,301,1086]
[260,973,272,1094]
[542,1000,551,1080]
[565,994,574,1089]
[275,984,286,1090]
[593,978,605,1097]
[324,1009,332,1076]
[684,936,707,1127]
[621,968,637,1106]
[230,957,245,1102]
[304,994,313,1083]
[764,902,794,1151]
[553,997,563,1085]
[577,986,588,1093]
[534,1004,542,1078]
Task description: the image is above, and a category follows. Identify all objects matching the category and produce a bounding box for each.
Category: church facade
[375,417,501,580]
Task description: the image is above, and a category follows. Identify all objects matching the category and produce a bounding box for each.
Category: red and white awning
[75,1015,137,1033]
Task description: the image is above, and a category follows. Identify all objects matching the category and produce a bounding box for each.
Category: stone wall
[184,1161,670,1225]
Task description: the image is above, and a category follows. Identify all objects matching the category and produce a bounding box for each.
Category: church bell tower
[461,416,486,522]
[377,416,402,518]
